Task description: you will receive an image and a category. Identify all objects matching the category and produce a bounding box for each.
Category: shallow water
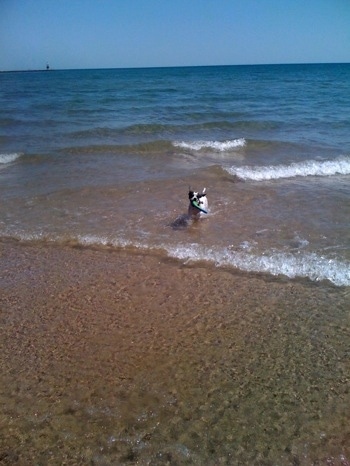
[0,243,349,465]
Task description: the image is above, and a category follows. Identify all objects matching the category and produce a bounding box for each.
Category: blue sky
[1,0,349,71]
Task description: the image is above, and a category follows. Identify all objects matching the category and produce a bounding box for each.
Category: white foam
[0,152,22,164]
[227,155,350,181]
[57,236,350,286]
[173,138,246,152]
[5,231,349,286]
[164,244,350,287]
[77,234,131,248]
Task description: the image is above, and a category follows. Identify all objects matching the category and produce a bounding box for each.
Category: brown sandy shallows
[0,241,349,465]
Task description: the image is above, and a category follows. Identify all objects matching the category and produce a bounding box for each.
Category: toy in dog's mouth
[188,188,208,214]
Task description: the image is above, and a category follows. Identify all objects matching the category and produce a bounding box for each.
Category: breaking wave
[164,244,350,287]
[173,138,246,152]
[79,237,350,287]
[2,231,349,286]
[14,232,350,287]
[227,155,350,181]
[0,152,22,164]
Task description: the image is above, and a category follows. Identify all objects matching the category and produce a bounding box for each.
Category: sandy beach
[0,240,349,465]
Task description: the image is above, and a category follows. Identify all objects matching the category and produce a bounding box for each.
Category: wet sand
[0,241,349,465]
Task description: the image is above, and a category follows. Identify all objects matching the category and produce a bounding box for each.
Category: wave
[59,137,294,159]
[227,155,350,181]
[62,138,246,156]
[0,152,22,165]
[173,138,246,152]
[164,244,350,287]
[61,138,247,156]
[77,237,350,287]
[4,233,348,287]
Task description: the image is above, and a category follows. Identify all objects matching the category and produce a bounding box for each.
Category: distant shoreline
[0,69,54,74]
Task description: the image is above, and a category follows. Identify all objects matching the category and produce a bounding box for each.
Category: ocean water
[1,63,350,286]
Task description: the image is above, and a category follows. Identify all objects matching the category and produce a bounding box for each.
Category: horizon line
[1,61,349,73]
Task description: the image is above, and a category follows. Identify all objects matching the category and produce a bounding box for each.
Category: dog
[188,188,208,219]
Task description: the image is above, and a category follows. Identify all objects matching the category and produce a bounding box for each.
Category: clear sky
[1,0,349,71]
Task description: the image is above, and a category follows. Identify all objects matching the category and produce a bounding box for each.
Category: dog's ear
[188,190,194,200]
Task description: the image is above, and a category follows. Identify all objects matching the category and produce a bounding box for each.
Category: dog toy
[191,199,208,214]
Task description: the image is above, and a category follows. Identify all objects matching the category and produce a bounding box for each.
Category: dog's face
[188,188,208,216]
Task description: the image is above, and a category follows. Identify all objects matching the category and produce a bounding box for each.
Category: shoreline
[0,241,349,464]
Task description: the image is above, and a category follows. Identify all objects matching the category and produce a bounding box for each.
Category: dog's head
[189,187,206,201]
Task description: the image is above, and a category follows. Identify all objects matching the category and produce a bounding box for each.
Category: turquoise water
[1,64,350,285]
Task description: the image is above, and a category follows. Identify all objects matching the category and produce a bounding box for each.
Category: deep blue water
[1,64,350,155]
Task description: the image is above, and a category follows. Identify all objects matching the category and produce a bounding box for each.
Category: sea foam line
[0,152,22,164]
[173,138,246,152]
[77,235,350,287]
[227,155,350,181]
[3,231,349,287]
[164,244,350,287]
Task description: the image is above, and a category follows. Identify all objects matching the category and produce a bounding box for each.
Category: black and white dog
[188,188,208,219]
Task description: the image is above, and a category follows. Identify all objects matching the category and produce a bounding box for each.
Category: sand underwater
[0,240,349,465]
